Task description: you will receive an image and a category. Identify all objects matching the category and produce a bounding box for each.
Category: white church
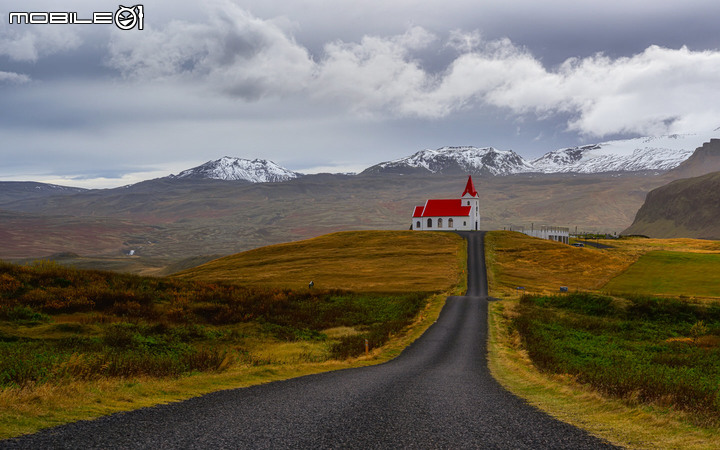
[411,176,481,231]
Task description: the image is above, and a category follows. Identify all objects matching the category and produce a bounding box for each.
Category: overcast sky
[2,0,720,188]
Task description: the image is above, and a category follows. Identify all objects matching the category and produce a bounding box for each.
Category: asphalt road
[2,231,616,449]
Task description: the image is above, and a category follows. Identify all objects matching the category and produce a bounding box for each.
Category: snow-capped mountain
[362,133,716,177]
[170,157,301,183]
[532,133,714,174]
[361,146,535,176]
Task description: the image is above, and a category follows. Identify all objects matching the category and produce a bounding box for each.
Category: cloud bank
[103,3,720,137]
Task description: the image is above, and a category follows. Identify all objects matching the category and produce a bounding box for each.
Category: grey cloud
[107,2,315,99]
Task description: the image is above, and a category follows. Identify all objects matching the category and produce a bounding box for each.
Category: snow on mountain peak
[171,157,301,183]
[365,146,535,175]
[531,133,712,174]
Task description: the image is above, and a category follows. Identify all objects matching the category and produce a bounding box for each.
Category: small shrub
[3,305,51,324]
[103,323,137,349]
[330,334,368,359]
[626,296,698,323]
[0,273,22,293]
[690,320,709,342]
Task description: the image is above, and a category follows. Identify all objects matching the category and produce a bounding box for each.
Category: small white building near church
[509,225,570,244]
[411,176,480,231]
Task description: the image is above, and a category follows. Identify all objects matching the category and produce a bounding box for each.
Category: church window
[448,218,454,228]
[463,221,467,226]
[427,218,432,228]
[416,221,421,229]
[438,218,443,228]
[467,201,470,205]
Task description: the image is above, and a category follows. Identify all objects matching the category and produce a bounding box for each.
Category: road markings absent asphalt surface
[2,232,617,449]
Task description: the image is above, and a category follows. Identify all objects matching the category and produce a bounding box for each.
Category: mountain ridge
[360,146,535,176]
[363,133,717,177]
[623,170,720,239]
[139,132,720,184]
[4,133,715,189]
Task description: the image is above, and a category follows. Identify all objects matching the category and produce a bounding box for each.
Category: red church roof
[414,199,471,217]
[462,175,478,197]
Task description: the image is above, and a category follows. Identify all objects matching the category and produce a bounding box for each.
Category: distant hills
[0,181,86,203]
[623,169,720,239]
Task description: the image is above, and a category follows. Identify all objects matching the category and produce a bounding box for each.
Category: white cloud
[0,26,80,62]
[558,46,720,136]
[315,34,720,136]
[313,27,437,116]
[0,71,30,83]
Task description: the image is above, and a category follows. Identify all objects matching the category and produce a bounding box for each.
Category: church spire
[462,175,478,197]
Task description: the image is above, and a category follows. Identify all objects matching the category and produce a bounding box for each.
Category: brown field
[173,230,466,293]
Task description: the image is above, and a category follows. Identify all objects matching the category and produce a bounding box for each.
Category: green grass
[512,292,720,423]
[604,251,720,297]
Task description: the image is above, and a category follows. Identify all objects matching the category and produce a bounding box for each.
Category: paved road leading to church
[2,232,616,449]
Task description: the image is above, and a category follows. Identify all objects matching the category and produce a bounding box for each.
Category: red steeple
[462,175,478,197]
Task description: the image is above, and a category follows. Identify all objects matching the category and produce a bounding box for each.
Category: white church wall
[412,216,474,231]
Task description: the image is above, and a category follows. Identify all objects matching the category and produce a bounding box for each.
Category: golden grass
[487,300,720,449]
[602,236,720,255]
[173,231,465,293]
[485,231,634,297]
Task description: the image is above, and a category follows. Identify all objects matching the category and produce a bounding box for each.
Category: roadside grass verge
[603,251,720,298]
[484,231,720,447]
[488,299,720,449]
[0,231,466,438]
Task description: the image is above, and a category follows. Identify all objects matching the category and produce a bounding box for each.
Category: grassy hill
[173,231,465,293]
[484,231,634,297]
